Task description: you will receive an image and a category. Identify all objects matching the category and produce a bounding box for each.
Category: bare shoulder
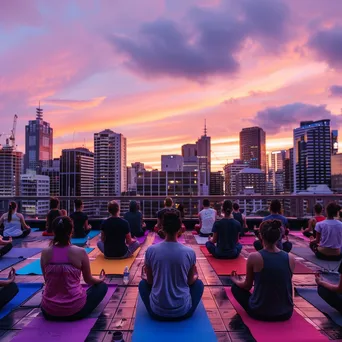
[287,253,296,270]
[248,251,262,263]
[70,245,86,255]
[41,246,53,259]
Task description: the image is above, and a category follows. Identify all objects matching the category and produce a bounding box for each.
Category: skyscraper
[267,150,286,194]
[60,148,94,215]
[182,144,197,158]
[210,171,224,195]
[24,104,53,173]
[41,158,60,196]
[236,168,266,195]
[223,159,249,195]
[239,127,266,172]
[284,148,294,194]
[127,162,145,193]
[293,120,331,192]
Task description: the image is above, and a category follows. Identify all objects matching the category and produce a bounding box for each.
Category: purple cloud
[308,26,342,68]
[110,0,291,81]
[252,103,342,134]
[330,85,342,97]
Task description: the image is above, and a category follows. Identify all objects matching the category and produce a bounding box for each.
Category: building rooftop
[239,168,264,174]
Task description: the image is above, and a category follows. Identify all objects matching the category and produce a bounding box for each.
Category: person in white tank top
[0,202,31,238]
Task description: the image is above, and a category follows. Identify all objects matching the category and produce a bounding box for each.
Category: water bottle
[86,236,90,248]
[123,266,129,285]
[112,331,125,342]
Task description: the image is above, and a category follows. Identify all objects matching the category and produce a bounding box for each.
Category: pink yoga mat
[153,235,185,244]
[225,287,328,342]
[12,285,117,342]
[239,236,256,245]
[136,231,149,244]
[289,231,311,242]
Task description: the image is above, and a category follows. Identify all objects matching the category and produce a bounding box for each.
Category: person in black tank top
[232,203,246,236]
[44,197,62,236]
[231,219,295,321]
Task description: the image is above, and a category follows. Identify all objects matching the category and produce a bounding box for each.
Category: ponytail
[222,200,233,217]
[50,216,73,246]
[8,201,17,223]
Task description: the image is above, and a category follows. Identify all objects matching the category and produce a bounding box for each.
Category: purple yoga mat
[12,284,117,342]
[136,231,149,244]
[153,235,185,244]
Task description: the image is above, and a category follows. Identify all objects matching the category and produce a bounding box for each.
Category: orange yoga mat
[200,246,247,275]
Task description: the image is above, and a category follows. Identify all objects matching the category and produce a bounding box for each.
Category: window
[29,136,36,146]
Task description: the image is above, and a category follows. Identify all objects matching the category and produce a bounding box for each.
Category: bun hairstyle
[8,201,17,223]
[222,200,233,217]
[51,216,73,246]
[260,219,282,245]
[162,211,181,236]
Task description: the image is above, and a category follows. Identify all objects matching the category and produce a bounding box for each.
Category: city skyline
[1,1,342,171]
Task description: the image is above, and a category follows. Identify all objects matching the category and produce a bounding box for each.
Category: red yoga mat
[239,236,256,245]
[200,246,247,275]
[225,287,328,342]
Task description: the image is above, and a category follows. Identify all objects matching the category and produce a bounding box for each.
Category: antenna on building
[204,119,207,136]
[36,101,43,120]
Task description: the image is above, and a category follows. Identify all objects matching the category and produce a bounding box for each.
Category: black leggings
[42,282,108,321]
[0,243,12,257]
[309,243,342,261]
[318,285,342,313]
[303,230,316,238]
[0,282,19,309]
[231,284,292,321]
[12,229,31,239]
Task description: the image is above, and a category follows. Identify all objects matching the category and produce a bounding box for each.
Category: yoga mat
[136,231,148,244]
[153,235,185,244]
[16,247,94,275]
[0,257,23,272]
[200,246,247,275]
[294,261,315,274]
[296,287,342,327]
[225,287,328,342]
[0,283,43,320]
[291,247,340,271]
[132,297,216,342]
[4,247,42,259]
[31,228,40,232]
[289,231,311,242]
[71,230,100,246]
[12,285,117,342]
[239,236,256,245]
[90,248,140,275]
[194,235,208,245]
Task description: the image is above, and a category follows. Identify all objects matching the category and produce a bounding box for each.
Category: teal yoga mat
[0,283,43,319]
[132,298,216,342]
[71,230,100,246]
[16,248,94,275]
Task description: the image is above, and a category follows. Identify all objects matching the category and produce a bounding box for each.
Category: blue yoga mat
[4,248,42,259]
[0,258,23,272]
[31,228,40,232]
[296,287,342,326]
[16,247,94,275]
[132,298,216,342]
[0,282,43,319]
[71,230,100,246]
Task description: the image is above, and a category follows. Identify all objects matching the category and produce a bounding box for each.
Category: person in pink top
[40,216,108,321]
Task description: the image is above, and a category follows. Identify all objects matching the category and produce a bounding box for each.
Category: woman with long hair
[231,219,295,321]
[0,201,31,238]
[40,216,108,321]
[123,200,146,238]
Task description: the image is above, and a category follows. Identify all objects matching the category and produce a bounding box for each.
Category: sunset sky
[1,0,342,170]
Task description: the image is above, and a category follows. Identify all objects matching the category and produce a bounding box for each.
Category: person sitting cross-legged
[139,211,204,321]
[194,199,216,237]
[97,201,140,259]
[253,200,292,253]
[309,202,342,261]
[205,200,242,259]
[123,201,147,238]
[70,199,92,238]
[0,267,18,310]
[301,203,325,239]
[43,197,62,236]
[231,219,295,321]
[0,235,13,257]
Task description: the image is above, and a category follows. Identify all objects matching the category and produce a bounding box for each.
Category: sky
[1,0,342,171]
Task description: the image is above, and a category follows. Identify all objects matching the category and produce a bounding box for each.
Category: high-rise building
[161,155,184,171]
[60,148,94,215]
[236,168,266,195]
[41,158,60,196]
[127,162,145,193]
[239,127,266,172]
[196,124,211,195]
[21,172,50,217]
[331,153,342,193]
[293,120,331,192]
[210,171,224,195]
[131,162,145,173]
[182,144,199,172]
[0,144,23,212]
[284,148,294,193]
[332,130,339,155]
[182,144,197,158]
[266,150,286,194]
[223,159,249,195]
[24,104,53,173]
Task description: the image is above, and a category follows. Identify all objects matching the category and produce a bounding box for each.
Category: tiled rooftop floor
[0,232,341,341]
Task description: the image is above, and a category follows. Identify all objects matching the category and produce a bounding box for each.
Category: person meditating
[40,216,108,321]
[0,267,18,310]
[0,202,31,238]
[301,203,325,238]
[233,203,247,237]
[309,202,342,261]
[97,201,140,258]
[139,211,204,320]
[194,199,216,237]
[124,201,146,238]
[43,197,62,236]
[231,219,295,321]
[254,199,292,253]
[0,235,13,257]
[70,199,91,238]
[205,200,242,259]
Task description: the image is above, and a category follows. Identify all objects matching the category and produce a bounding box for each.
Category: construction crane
[9,114,18,149]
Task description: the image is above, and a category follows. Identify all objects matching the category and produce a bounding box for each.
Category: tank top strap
[51,246,71,264]
[259,249,289,269]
